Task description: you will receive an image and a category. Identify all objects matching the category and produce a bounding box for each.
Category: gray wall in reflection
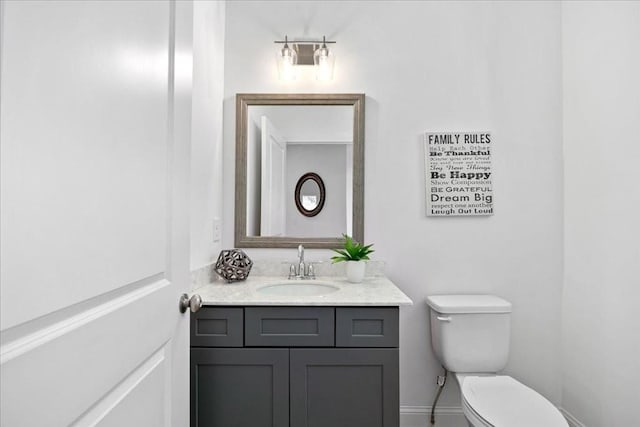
[286,144,348,237]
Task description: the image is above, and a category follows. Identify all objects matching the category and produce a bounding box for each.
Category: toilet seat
[458,375,568,427]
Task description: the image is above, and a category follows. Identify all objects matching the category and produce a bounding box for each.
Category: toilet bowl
[456,374,568,427]
[426,295,568,427]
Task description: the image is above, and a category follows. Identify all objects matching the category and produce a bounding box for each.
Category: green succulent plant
[331,234,374,263]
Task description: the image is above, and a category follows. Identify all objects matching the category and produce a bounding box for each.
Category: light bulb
[313,40,335,81]
[276,36,297,81]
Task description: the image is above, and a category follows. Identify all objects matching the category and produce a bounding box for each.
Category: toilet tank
[426,295,512,373]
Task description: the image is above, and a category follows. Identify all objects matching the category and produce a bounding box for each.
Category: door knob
[179,293,202,313]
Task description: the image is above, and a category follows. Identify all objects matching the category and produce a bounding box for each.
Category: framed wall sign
[424,131,493,217]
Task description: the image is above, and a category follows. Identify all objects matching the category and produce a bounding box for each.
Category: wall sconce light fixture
[275,35,336,81]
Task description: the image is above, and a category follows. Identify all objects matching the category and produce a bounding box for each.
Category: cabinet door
[290,349,399,427]
[191,348,289,427]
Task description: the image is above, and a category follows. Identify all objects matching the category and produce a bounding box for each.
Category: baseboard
[401,405,585,427]
[400,405,466,427]
[560,407,586,427]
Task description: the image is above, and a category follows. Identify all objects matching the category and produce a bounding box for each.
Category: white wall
[190,0,225,269]
[248,105,353,142]
[223,1,564,418]
[562,2,640,426]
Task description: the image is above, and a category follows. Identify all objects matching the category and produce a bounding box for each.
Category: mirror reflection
[300,179,320,211]
[235,93,364,248]
[246,105,353,238]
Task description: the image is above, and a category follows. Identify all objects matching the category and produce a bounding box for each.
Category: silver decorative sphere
[214,249,253,282]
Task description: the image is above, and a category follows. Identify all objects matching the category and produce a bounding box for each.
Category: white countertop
[193,275,413,307]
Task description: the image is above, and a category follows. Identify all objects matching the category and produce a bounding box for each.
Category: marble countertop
[193,275,413,307]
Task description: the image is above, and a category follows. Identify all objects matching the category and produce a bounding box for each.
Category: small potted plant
[331,234,374,283]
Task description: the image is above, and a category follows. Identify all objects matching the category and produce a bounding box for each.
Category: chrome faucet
[289,244,315,279]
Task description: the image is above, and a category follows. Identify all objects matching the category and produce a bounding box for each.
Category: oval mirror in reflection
[295,173,326,217]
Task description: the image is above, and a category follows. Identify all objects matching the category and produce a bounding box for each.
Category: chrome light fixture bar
[275,35,336,81]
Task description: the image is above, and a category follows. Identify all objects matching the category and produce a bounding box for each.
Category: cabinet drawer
[191,307,243,347]
[336,307,399,348]
[245,307,335,347]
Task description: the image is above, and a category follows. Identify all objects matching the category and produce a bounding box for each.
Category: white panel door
[260,116,287,236]
[0,1,193,426]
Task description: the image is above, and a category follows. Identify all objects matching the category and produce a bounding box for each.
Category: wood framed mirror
[235,93,365,248]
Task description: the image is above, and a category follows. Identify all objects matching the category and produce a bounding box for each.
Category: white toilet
[426,294,568,427]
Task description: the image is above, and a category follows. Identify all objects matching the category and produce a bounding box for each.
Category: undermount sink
[257,282,340,297]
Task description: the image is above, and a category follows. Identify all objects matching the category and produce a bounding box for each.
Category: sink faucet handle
[288,264,297,279]
[306,263,316,279]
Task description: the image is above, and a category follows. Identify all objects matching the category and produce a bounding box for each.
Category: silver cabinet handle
[436,315,452,322]
[179,293,202,313]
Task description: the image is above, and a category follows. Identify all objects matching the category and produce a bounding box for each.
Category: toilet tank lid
[426,294,512,314]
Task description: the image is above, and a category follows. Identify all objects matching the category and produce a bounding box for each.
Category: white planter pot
[346,261,366,283]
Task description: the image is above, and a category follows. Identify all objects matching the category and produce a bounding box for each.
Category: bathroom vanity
[190,275,411,427]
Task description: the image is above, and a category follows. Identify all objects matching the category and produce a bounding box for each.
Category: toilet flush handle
[436,315,452,322]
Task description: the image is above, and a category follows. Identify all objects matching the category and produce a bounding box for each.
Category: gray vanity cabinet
[191,306,399,427]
